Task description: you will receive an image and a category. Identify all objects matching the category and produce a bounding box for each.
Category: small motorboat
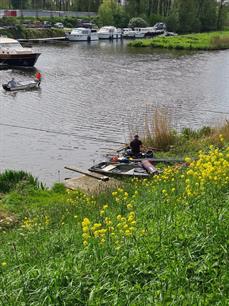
[89,160,160,178]
[89,161,149,178]
[2,79,40,91]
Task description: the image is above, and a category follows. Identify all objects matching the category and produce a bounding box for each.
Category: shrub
[0,170,40,193]
[141,108,175,151]
[51,183,66,194]
[211,35,229,49]
[148,14,164,26]
[128,17,148,28]
[165,14,179,32]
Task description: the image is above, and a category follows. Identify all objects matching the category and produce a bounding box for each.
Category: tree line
[99,0,228,32]
[0,0,228,32]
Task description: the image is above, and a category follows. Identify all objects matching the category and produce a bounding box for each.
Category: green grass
[128,31,229,50]
[0,138,228,304]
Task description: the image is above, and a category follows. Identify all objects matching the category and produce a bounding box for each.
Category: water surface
[0,41,229,184]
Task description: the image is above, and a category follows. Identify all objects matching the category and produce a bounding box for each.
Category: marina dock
[18,37,67,44]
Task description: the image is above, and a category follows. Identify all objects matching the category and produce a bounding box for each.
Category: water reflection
[0,41,229,185]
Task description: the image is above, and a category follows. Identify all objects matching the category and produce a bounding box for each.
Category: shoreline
[128,31,229,50]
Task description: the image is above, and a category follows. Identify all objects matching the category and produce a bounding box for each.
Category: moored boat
[98,26,122,40]
[0,36,40,67]
[88,158,162,178]
[66,28,98,41]
[89,161,150,178]
[122,28,136,39]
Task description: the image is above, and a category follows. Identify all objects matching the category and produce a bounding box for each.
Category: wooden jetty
[64,176,121,194]
[64,166,121,194]
[18,37,67,44]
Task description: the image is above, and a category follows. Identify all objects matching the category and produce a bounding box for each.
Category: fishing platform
[64,166,121,194]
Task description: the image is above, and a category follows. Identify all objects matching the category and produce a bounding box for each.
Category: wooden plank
[65,166,109,182]
[132,158,185,163]
[18,37,66,42]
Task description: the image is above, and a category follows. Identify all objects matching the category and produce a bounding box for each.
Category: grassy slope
[0,138,228,304]
[128,31,229,50]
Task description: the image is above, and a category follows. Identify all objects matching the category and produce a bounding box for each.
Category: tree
[98,0,124,26]
[217,0,227,30]
[177,0,200,33]
[198,0,217,31]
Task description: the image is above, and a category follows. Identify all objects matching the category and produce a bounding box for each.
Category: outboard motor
[141,160,158,175]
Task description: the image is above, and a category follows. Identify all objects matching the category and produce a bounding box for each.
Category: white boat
[133,24,166,38]
[98,26,122,40]
[122,28,137,39]
[66,28,98,42]
[134,27,155,38]
[0,36,40,67]
[2,80,40,91]
[122,28,147,39]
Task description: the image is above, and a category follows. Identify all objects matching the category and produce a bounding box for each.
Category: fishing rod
[0,122,126,145]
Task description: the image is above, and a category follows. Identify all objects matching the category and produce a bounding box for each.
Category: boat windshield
[0,42,22,49]
[71,29,89,35]
[101,27,113,31]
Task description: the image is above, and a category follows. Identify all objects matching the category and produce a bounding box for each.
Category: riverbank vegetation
[134,112,229,154]
[0,16,95,38]
[0,122,229,304]
[129,31,229,50]
[0,16,91,29]
[0,26,64,39]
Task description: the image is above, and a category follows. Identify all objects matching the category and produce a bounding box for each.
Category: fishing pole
[0,122,126,145]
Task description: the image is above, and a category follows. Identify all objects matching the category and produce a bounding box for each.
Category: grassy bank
[0,27,65,39]
[128,31,229,50]
[0,130,229,304]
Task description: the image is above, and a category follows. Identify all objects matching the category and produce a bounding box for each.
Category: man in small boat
[130,135,143,158]
[7,78,17,88]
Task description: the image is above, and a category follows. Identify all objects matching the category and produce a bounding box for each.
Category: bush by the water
[128,17,148,28]
[0,170,40,193]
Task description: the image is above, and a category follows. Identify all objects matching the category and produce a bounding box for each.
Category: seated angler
[130,135,142,158]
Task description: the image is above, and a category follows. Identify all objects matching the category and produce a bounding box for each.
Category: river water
[0,41,229,185]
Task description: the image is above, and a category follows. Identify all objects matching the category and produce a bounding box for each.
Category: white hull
[123,32,145,39]
[66,34,90,41]
[91,34,99,41]
[66,28,99,42]
[135,33,145,38]
[67,34,99,41]
[98,33,121,40]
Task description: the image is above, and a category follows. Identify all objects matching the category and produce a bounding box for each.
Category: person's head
[134,135,139,139]
[12,78,15,81]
